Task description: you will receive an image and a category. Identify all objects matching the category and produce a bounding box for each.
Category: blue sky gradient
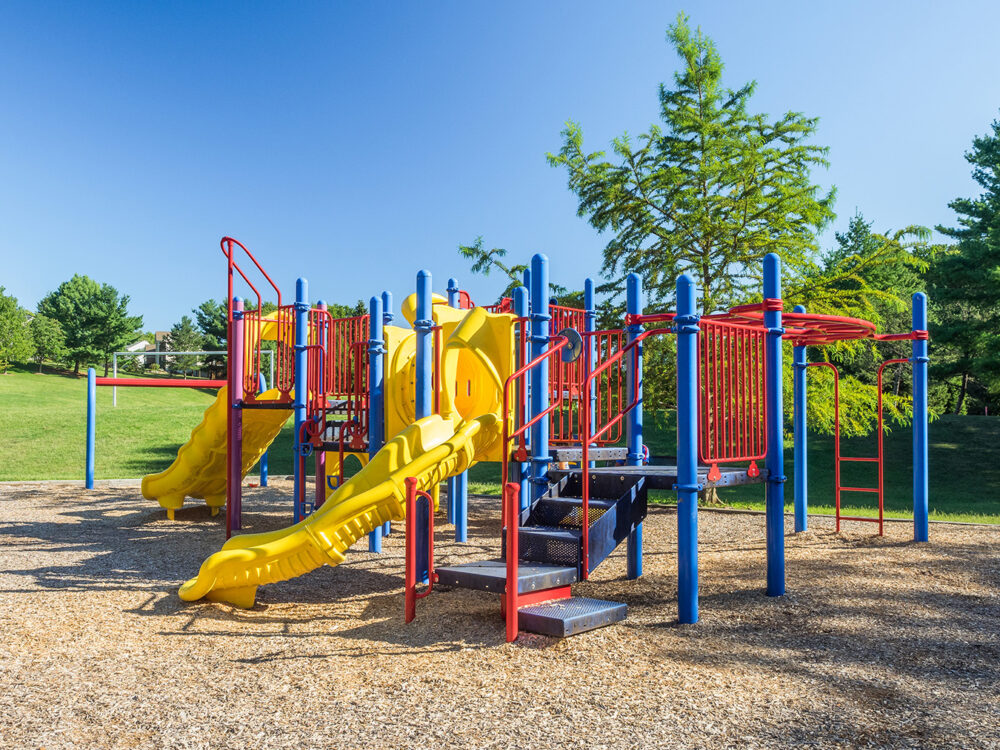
[2,1,998,330]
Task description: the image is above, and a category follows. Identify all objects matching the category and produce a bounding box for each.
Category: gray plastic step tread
[518,597,627,637]
[435,561,578,594]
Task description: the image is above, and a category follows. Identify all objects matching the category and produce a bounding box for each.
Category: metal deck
[548,464,767,490]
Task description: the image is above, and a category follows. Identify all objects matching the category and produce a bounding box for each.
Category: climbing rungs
[840,456,878,463]
[841,486,880,493]
[837,515,882,523]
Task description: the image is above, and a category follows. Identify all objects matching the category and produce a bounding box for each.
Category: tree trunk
[894,363,903,396]
[103,359,110,377]
[699,487,723,506]
[74,360,81,375]
[38,360,43,373]
[955,372,969,415]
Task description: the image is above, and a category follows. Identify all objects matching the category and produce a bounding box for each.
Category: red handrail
[579,326,672,578]
[499,333,572,514]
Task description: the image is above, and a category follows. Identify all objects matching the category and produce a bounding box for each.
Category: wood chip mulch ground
[1,479,998,749]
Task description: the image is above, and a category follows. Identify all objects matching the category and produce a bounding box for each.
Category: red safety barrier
[698,318,767,481]
[94,378,226,388]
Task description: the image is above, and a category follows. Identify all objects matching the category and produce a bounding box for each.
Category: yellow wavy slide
[142,313,293,517]
[178,304,514,607]
[141,386,292,518]
[179,412,500,607]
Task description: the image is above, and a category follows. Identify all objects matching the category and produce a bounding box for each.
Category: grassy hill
[2,366,998,523]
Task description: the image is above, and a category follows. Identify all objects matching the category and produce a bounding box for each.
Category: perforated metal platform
[518,597,627,637]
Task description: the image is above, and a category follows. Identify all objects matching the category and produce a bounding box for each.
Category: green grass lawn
[2,366,998,523]
[0,365,300,480]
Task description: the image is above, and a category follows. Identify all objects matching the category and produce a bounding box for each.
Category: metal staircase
[436,470,646,638]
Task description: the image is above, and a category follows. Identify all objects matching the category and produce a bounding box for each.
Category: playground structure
[86,237,930,641]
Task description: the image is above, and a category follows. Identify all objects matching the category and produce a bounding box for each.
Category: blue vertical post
[763,254,786,597]
[792,304,807,532]
[314,300,328,512]
[529,254,550,501]
[912,292,929,542]
[446,277,469,542]
[228,297,245,534]
[86,367,96,489]
[293,278,309,522]
[368,295,386,552]
[445,278,459,525]
[258,373,269,487]
[414,270,433,582]
[625,273,644,579]
[381,290,393,536]
[584,278,596,468]
[675,274,700,624]
[513,285,531,509]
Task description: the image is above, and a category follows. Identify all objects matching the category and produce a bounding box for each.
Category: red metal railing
[580,326,673,577]
[698,318,767,481]
[499,333,573,522]
[404,476,436,623]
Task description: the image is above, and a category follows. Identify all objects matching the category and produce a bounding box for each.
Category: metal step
[503,526,583,568]
[436,561,578,594]
[549,446,627,463]
[529,497,615,528]
[518,597,627,637]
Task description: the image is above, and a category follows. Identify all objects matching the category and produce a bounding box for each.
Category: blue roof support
[513,285,530,510]
[584,278,596,469]
[446,276,468,542]
[86,367,96,489]
[293,280,309,523]
[763,254,786,597]
[625,273,644,579]
[414,270,433,582]
[675,274,700,624]
[529,254,550,502]
[368,295,386,552]
[912,292,929,542]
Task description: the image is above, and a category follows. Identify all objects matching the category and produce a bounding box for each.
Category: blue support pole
[446,277,469,542]
[293,278,309,522]
[414,270,433,582]
[513,285,531,510]
[529,254,550,501]
[625,273,644,579]
[381,290,393,536]
[763,254,786,597]
[912,292,929,542]
[86,367,96,489]
[445,278,459,525]
[675,274,700,624]
[584,278,596,468]
[229,297,245,533]
[368,295,386,552]
[792,304,807,532]
[258,372,269,487]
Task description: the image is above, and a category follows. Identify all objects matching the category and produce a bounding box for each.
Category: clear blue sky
[2,1,998,331]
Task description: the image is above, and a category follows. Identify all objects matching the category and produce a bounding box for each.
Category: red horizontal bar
[838,515,882,523]
[95,378,226,388]
[840,456,879,463]
[840,486,880,493]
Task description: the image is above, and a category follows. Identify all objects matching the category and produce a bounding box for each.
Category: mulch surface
[1,479,998,749]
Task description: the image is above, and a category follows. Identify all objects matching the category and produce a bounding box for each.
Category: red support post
[504,482,520,643]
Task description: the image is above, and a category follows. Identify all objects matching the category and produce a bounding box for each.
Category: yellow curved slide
[141,386,292,517]
[178,412,500,607]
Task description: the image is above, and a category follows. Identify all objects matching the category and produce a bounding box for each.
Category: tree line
[459,13,1000,432]
[0,278,365,379]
